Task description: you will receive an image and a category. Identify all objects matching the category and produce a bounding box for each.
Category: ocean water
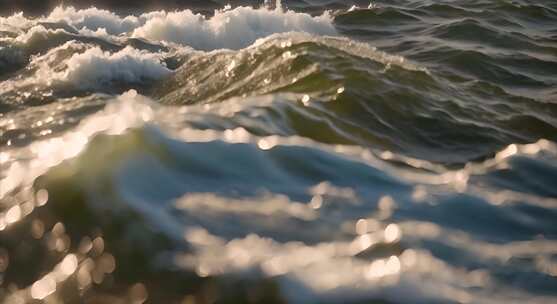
[1,1,557,303]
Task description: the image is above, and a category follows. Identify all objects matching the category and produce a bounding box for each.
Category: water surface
[1,1,557,303]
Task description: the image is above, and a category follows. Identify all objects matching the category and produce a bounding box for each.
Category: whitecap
[45,6,141,35]
[58,45,172,89]
[3,5,336,51]
[131,7,336,50]
[0,42,172,92]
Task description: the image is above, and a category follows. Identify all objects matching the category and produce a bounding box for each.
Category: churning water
[1,0,557,303]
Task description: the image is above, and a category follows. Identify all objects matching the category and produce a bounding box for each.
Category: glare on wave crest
[1,2,557,302]
[0,90,152,199]
[1,89,556,303]
[2,88,554,216]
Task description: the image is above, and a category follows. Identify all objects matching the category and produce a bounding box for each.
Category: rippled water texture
[1,1,557,303]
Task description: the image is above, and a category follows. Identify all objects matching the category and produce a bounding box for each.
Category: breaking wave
[2,5,336,50]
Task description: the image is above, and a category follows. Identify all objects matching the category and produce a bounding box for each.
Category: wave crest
[131,7,335,50]
[2,5,336,51]
[60,45,172,89]
[0,42,171,99]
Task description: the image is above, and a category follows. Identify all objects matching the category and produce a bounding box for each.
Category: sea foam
[0,42,172,93]
[55,45,172,89]
[131,7,336,50]
[3,5,336,51]
[45,6,141,35]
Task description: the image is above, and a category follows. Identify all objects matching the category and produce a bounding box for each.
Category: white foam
[57,45,172,89]
[0,12,33,32]
[3,5,336,51]
[132,7,336,50]
[0,42,172,92]
[77,27,118,42]
[13,25,67,44]
[45,6,141,35]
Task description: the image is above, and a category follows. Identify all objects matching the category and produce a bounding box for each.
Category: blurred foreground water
[1,1,557,303]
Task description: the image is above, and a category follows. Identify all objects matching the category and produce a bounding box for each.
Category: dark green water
[1,1,557,303]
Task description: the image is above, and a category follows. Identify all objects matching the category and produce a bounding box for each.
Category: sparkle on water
[1,0,556,303]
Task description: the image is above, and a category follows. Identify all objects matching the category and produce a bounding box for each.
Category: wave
[131,7,335,50]
[2,29,556,163]
[1,90,556,303]
[149,32,556,165]
[1,4,336,51]
[153,33,424,104]
[0,4,337,91]
[59,45,172,89]
[45,6,143,35]
[1,2,557,303]
[0,42,172,105]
